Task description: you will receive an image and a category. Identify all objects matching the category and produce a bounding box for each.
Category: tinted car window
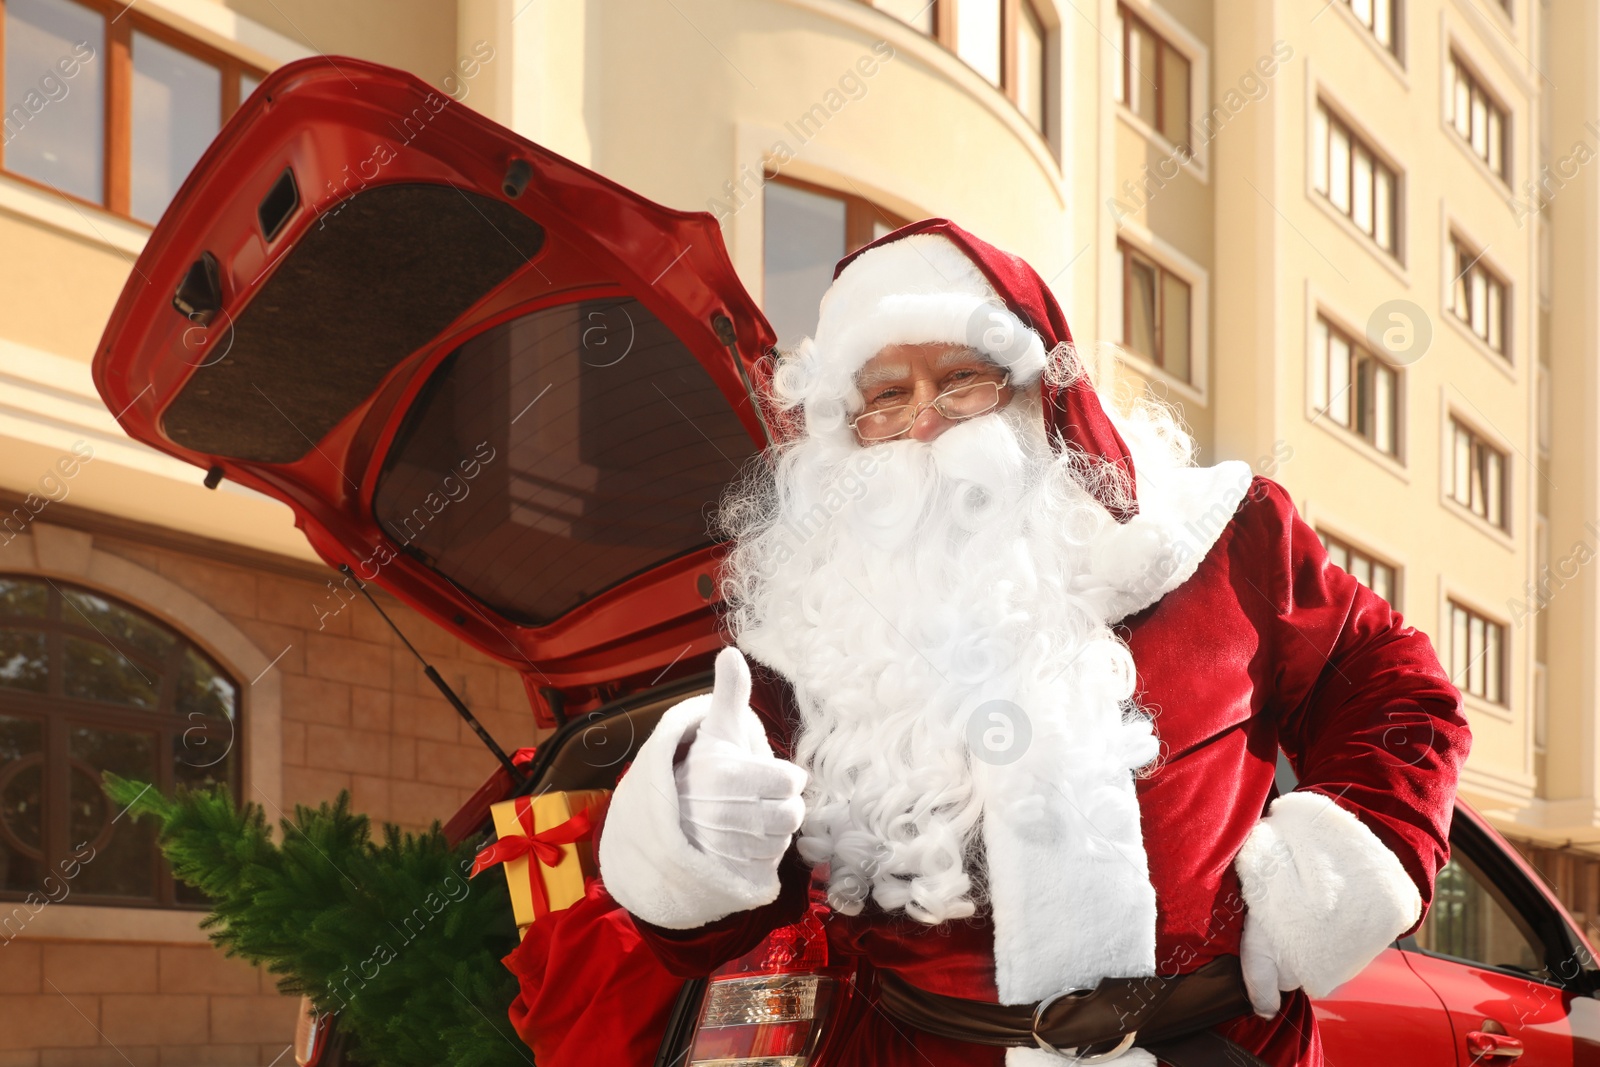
[1413,850,1546,976]
[373,296,757,626]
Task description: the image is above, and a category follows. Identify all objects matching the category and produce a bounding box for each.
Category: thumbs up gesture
[674,647,808,885]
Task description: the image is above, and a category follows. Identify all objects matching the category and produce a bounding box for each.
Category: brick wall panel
[0,941,42,992]
[101,995,208,1046]
[414,740,492,789]
[303,635,390,691]
[303,725,391,776]
[282,766,354,807]
[39,1047,156,1067]
[208,997,298,1045]
[43,944,157,993]
[350,774,393,822]
[393,693,460,743]
[257,578,331,632]
[349,687,392,733]
[280,676,351,727]
[390,736,418,779]
[497,668,528,712]
[390,779,460,827]
[0,996,102,1050]
[158,947,261,997]
[156,558,259,620]
[230,620,305,674]
[281,721,307,766]
[158,1043,265,1067]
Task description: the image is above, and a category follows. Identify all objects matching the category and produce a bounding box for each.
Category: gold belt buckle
[1030,988,1138,1063]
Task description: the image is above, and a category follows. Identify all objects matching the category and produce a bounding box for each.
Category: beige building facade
[1,0,1597,1063]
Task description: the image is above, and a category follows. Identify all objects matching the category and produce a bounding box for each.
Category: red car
[93,56,1600,1066]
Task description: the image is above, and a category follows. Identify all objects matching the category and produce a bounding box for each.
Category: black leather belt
[874,955,1270,1066]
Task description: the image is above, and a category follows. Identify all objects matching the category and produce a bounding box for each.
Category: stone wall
[0,941,295,1067]
[2,522,541,1066]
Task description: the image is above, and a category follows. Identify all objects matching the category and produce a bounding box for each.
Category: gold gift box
[488,789,610,931]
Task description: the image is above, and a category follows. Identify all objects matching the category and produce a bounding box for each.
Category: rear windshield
[372,296,759,626]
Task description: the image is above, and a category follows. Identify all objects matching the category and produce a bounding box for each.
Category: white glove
[1233,791,1424,1019]
[1239,908,1306,1018]
[673,647,808,885]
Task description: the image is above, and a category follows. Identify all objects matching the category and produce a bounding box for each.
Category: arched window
[0,575,239,908]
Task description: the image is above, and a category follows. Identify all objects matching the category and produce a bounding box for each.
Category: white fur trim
[1079,459,1256,624]
[811,233,1048,383]
[597,694,785,929]
[983,459,1253,1006]
[983,734,1159,1004]
[1008,1049,1157,1067]
[1235,791,1423,999]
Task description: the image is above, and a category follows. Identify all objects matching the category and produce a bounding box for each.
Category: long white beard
[719,399,1160,925]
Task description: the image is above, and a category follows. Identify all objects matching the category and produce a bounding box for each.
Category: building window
[0,575,239,908]
[1,0,264,223]
[1311,315,1400,455]
[1115,239,1191,382]
[1447,415,1508,530]
[1448,233,1509,357]
[1447,599,1506,705]
[1318,529,1399,606]
[1338,0,1398,55]
[1446,53,1508,180]
[763,176,910,352]
[874,0,1050,132]
[1114,3,1190,150]
[1312,101,1399,255]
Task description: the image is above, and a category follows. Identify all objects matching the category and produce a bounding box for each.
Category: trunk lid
[93,56,779,724]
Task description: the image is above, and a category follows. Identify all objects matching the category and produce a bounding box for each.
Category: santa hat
[811,218,1140,523]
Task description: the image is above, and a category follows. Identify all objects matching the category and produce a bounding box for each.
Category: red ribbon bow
[470,795,601,918]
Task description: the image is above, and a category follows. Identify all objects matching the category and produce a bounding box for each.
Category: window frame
[1310,313,1404,459]
[1115,237,1192,384]
[1447,230,1511,360]
[1334,0,1401,59]
[761,173,912,352]
[765,172,911,255]
[0,575,242,910]
[1311,98,1403,260]
[1445,412,1511,533]
[1444,49,1511,185]
[1113,2,1191,152]
[0,0,265,222]
[1444,595,1509,707]
[871,0,1051,134]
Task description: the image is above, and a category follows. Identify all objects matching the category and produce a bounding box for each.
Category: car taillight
[293,997,332,1067]
[684,905,858,1067]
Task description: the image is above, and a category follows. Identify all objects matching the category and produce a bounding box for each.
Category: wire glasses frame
[849,373,1012,442]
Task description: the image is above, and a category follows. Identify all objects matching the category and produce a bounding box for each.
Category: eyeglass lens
[854,381,1003,440]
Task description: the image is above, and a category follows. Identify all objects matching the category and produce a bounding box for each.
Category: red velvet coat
[504,475,1470,1067]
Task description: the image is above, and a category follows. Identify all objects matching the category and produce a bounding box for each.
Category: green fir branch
[103,773,526,1067]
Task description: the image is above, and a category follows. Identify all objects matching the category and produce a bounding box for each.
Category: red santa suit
[513,220,1470,1067]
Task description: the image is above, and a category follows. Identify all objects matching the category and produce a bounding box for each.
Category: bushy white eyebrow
[855,346,991,393]
[855,360,912,392]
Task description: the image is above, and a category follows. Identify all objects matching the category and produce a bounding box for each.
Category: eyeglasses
[849,374,1011,442]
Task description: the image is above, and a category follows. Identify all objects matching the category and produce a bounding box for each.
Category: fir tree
[103,774,528,1067]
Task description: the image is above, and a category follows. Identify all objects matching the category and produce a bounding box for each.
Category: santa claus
[595,219,1470,1066]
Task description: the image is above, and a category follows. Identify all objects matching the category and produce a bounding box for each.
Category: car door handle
[1466,1031,1525,1060]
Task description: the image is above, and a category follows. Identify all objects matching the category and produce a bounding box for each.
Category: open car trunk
[93,56,782,728]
